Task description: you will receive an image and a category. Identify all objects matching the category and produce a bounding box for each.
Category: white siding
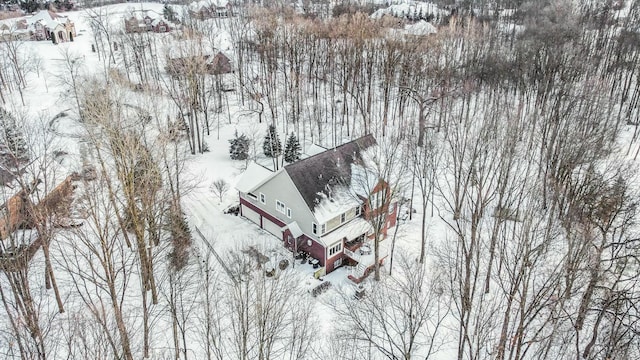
[263,217,282,238]
[241,204,260,226]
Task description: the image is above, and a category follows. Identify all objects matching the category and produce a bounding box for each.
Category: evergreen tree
[167,207,192,271]
[163,4,177,22]
[284,132,301,163]
[0,108,29,166]
[262,124,282,158]
[229,130,250,160]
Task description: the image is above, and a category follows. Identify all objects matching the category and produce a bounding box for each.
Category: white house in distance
[235,134,398,282]
[17,9,76,43]
[189,0,233,19]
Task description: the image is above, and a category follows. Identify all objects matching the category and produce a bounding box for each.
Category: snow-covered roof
[167,38,215,59]
[312,187,361,224]
[235,162,275,193]
[404,20,437,35]
[371,2,447,20]
[126,10,161,22]
[320,217,372,247]
[285,134,376,213]
[189,0,229,11]
[26,10,69,30]
[284,221,304,238]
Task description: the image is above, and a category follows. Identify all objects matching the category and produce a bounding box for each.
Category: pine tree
[284,132,301,163]
[0,108,29,166]
[229,130,250,160]
[262,124,282,158]
[167,207,192,271]
[163,4,176,22]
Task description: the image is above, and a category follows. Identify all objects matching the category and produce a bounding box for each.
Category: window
[312,223,317,235]
[287,208,292,218]
[159,26,166,32]
[370,190,385,209]
[260,193,266,204]
[321,224,326,234]
[340,213,346,224]
[247,193,257,200]
[356,205,362,217]
[276,200,286,214]
[370,192,378,209]
[329,242,342,256]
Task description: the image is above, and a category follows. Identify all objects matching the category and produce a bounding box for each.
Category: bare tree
[329,251,449,360]
[209,179,229,204]
[351,133,408,281]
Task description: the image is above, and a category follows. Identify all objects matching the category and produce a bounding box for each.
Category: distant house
[235,135,398,281]
[124,10,176,33]
[19,10,76,43]
[151,18,172,33]
[167,52,232,76]
[0,23,31,41]
[188,0,233,20]
[166,38,233,76]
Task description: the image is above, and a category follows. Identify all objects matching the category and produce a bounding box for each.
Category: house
[166,37,233,76]
[0,23,31,41]
[151,18,172,33]
[22,10,76,43]
[124,10,176,33]
[235,135,398,281]
[0,175,76,240]
[188,0,233,20]
[166,51,232,76]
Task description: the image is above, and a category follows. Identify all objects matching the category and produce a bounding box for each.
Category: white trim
[328,242,342,257]
[276,199,286,214]
[260,193,266,204]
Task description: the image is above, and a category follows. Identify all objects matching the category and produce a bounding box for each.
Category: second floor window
[370,189,386,209]
[340,213,346,224]
[276,200,286,214]
[260,193,266,204]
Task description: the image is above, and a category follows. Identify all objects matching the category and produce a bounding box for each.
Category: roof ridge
[284,134,374,170]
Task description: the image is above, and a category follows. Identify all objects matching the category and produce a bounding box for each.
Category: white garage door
[263,218,283,239]
[241,205,260,227]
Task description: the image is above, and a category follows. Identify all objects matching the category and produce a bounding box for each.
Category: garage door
[263,217,283,239]
[241,205,260,227]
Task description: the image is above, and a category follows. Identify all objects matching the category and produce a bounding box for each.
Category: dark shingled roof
[285,134,376,211]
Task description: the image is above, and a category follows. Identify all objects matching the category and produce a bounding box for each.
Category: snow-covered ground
[1,1,639,359]
[0,2,436,358]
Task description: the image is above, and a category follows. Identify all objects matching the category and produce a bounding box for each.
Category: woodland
[0,0,639,359]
